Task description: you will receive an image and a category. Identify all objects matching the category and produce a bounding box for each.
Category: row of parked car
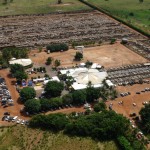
[0,78,14,107]
[136,87,150,94]
[120,92,131,97]
[2,112,29,125]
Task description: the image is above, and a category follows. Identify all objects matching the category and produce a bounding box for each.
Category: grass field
[0,125,119,150]
[0,0,91,16]
[86,0,150,34]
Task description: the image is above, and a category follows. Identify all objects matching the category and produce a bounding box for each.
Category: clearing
[30,42,148,69]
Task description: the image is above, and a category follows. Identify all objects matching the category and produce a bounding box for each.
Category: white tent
[60,67,107,90]
[72,69,107,85]
[9,59,32,67]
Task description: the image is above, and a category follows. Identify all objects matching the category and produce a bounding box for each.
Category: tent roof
[9,59,32,67]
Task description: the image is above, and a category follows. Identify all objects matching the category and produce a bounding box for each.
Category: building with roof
[9,58,33,67]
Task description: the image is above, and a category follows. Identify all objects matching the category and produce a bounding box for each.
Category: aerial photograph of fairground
[0,0,149,150]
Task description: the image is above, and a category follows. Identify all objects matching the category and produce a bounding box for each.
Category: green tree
[50,97,63,108]
[30,113,69,131]
[14,71,28,84]
[20,87,36,103]
[57,0,62,4]
[139,0,143,3]
[86,84,100,102]
[54,59,61,67]
[40,98,51,111]
[117,136,133,150]
[2,48,12,61]
[139,104,150,133]
[10,64,24,76]
[62,94,73,105]
[74,52,83,61]
[93,102,106,112]
[25,99,41,114]
[72,90,86,104]
[46,57,52,65]
[44,81,64,98]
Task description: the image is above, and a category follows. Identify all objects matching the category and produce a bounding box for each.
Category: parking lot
[0,69,29,126]
[106,82,150,118]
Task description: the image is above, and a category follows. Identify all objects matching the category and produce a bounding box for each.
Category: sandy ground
[106,83,150,118]
[30,42,148,69]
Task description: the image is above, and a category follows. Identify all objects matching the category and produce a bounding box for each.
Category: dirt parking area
[30,42,148,69]
[106,83,150,118]
[0,69,30,126]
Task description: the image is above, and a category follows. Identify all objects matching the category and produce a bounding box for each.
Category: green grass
[86,0,150,34]
[0,125,119,150]
[0,0,91,16]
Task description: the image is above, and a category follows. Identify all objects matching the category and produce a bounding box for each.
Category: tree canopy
[139,104,150,133]
[86,85,100,102]
[74,52,83,61]
[20,87,36,103]
[10,64,24,76]
[93,102,106,112]
[25,99,41,114]
[44,81,64,98]
[72,90,86,104]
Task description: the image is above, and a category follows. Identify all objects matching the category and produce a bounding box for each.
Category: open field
[0,125,119,150]
[30,42,148,69]
[0,0,91,16]
[86,0,150,34]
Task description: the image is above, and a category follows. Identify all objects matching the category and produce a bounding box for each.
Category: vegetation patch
[83,0,150,35]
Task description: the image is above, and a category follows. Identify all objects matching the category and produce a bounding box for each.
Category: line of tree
[29,111,129,140]
[46,43,68,52]
[29,110,145,150]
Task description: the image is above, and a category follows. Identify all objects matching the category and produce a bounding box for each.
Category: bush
[25,99,41,114]
[117,136,133,150]
[93,102,106,112]
[62,94,73,105]
[72,90,86,104]
[44,81,64,98]
[74,52,83,61]
[30,113,69,131]
[46,43,68,52]
[20,87,36,103]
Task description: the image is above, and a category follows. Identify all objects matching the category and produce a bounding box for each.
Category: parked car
[4,112,10,115]
[17,119,22,124]
[12,116,18,122]
[21,120,25,125]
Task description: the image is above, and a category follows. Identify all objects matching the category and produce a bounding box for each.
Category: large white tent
[60,68,107,90]
[9,59,32,67]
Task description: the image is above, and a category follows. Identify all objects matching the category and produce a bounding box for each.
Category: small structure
[106,80,114,87]
[28,80,33,86]
[43,76,60,85]
[75,46,84,53]
[9,59,33,67]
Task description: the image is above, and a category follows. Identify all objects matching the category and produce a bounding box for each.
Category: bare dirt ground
[0,69,30,126]
[30,42,148,69]
[106,83,150,118]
